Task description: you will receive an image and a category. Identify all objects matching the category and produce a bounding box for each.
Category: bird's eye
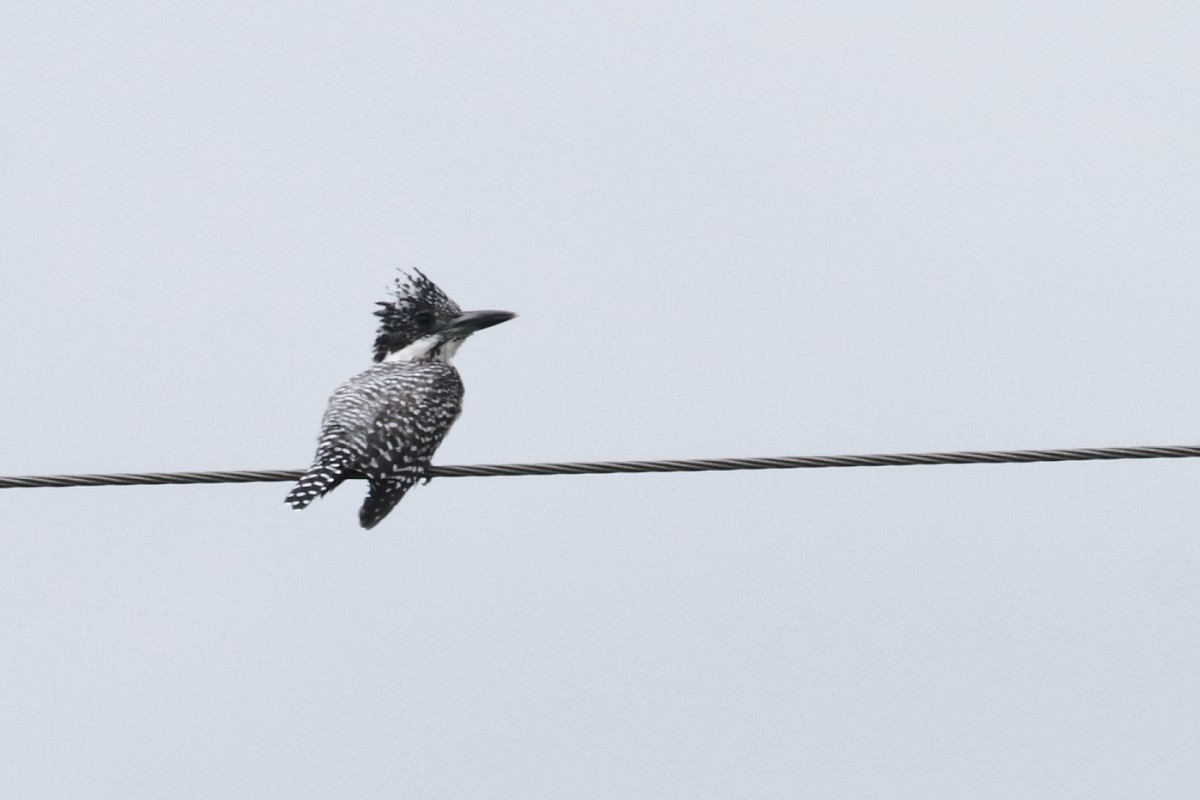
[414,310,436,329]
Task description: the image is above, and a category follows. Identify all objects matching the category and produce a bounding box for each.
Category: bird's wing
[357,364,464,480]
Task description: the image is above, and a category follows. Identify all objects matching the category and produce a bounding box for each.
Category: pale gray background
[2,2,1199,798]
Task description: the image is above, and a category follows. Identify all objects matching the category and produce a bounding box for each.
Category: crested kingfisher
[285,269,516,529]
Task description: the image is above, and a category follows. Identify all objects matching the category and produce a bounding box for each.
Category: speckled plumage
[286,269,514,529]
[285,360,464,528]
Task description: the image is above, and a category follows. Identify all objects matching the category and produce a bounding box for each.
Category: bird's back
[286,360,465,527]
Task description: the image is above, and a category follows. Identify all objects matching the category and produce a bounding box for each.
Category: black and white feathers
[371,269,464,363]
[286,269,515,529]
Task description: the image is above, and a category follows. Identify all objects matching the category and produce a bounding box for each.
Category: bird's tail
[285,463,348,510]
[358,474,420,530]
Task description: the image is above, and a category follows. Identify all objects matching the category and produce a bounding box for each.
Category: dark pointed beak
[442,309,517,337]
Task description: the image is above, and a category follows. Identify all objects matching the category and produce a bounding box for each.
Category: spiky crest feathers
[371,268,463,362]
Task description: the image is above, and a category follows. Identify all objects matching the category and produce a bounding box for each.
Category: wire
[2,444,1199,490]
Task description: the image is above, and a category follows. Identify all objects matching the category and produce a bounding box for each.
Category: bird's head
[372,269,516,363]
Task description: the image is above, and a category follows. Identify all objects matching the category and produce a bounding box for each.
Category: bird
[285,269,516,529]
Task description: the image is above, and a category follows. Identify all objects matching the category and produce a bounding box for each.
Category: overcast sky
[3,2,1199,798]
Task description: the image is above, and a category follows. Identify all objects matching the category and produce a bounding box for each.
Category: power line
[2,443,1199,490]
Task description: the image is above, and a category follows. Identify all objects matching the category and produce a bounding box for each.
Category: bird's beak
[442,309,517,337]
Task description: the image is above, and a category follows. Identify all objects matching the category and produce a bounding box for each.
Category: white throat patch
[383,336,462,363]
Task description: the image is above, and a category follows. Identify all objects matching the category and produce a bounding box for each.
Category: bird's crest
[372,269,463,362]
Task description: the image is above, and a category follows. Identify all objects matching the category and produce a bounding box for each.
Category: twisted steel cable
[2,444,1199,490]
